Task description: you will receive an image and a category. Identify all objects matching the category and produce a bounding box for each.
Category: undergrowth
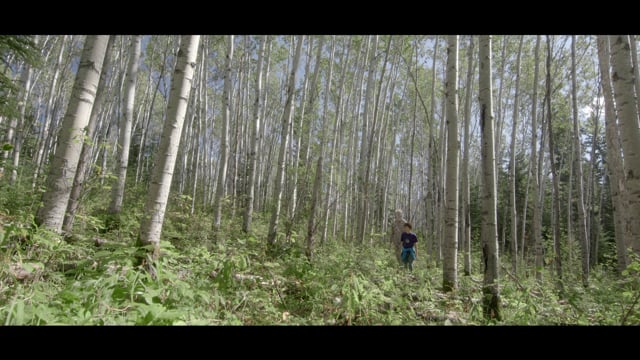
[0,186,638,325]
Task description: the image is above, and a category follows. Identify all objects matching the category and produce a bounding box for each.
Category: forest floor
[0,205,639,325]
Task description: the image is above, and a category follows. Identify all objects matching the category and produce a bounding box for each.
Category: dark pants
[401,247,416,271]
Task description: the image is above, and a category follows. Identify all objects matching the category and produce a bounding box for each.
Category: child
[400,222,418,271]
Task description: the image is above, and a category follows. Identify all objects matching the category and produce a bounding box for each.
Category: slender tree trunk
[7,36,37,184]
[529,36,543,277]
[495,37,508,255]
[545,36,565,291]
[571,35,590,286]
[189,52,203,214]
[535,104,548,283]
[588,109,601,268]
[610,35,640,257]
[254,36,272,213]
[567,136,574,267]
[306,36,335,260]
[319,37,336,244]
[44,92,66,163]
[2,48,27,165]
[443,35,459,292]
[213,35,234,235]
[285,37,318,239]
[287,37,313,228]
[243,36,265,233]
[349,38,368,243]
[109,35,141,215]
[288,36,324,225]
[427,35,439,262]
[356,35,379,245]
[32,35,67,190]
[306,154,323,259]
[229,49,245,218]
[597,35,630,272]
[136,37,171,185]
[138,35,200,261]
[62,36,115,233]
[462,36,474,276]
[366,38,392,240]
[437,73,447,265]
[629,36,640,121]
[323,37,349,245]
[267,35,304,245]
[508,35,523,274]
[495,36,508,176]
[408,54,417,221]
[131,40,154,186]
[479,35,502,321]
[35,35,109,233]
[194,38,210,214]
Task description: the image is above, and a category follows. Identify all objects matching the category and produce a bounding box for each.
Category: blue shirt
[401,232,417,248]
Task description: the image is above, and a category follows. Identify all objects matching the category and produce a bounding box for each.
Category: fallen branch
[233,273,263,282]
[266,268,287,309]
[621,289,640,325]
[500,265,530,293]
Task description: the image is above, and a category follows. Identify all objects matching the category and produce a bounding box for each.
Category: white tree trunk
[63,36,115,233]
[213,35,234,234]
[136,37,172,185]
[2,54,27,164]
[32,35,67,190]
[346,38,366,241]
[356,35,379,245]
[479,35,502,321]
[437,74,447,264]
[597,35,630,272]
[508,35,523,274]
[528,36,543,276]
[190,44,205,215]
[306,155,323,259]
[408,46,417,222]
[284,37,318,239]
[324,37,351,244]
[302,37,324,171]
[35,35,109,233]
[287,37,313,226]
[267,35,304,245]
[243,35,265,233]
[138,35,200,259]
[535,102,548,283]
[255,36,272,213]
[109,35,141,214]
[495,38,509,255]
[571,35,590,286]
[8,36,37,184]
[307,36,334,257]
[610,35,640,256]
[629,36,640,121]
[461,35,474,276]
[545,36,564,289]
[428,35,439,262]
[443,35,459,292]
[586,98,601,268]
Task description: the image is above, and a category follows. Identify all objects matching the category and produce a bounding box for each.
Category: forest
[0,34,638,325]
